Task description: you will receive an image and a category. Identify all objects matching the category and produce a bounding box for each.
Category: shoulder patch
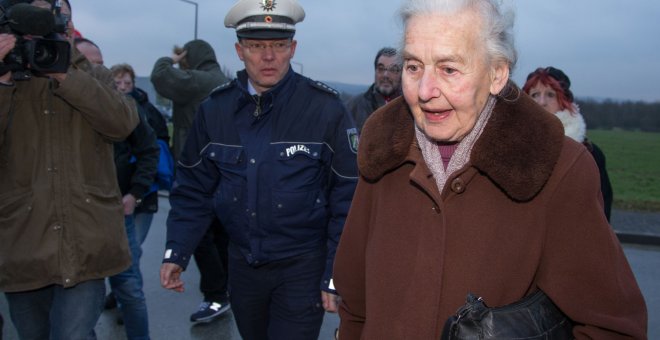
[310,81,339,97]
[209,80,235,96]
[347,127,359,154]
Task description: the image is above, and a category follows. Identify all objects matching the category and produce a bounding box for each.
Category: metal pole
[179,0,198,39]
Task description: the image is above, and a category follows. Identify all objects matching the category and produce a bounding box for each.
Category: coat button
[450,178,465,193]
[53,224,62,231]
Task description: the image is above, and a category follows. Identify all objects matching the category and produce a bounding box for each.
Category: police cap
[224,0,305,40]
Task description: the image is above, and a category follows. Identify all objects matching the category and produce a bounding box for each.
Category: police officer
[159,0,359,339]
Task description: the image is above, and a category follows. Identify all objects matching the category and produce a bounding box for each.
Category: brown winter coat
[334,94,647,339]
[0,49,138,292]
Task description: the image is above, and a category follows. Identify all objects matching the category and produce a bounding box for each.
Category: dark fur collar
[357,93,564,202]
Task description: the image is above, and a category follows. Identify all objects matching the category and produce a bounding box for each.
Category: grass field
[588,129,660,212]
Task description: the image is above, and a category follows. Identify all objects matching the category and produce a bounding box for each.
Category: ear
[289,40,297,59]
[489,62,510,95]
[235,42,245,62]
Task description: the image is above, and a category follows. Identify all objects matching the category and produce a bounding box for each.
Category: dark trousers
[228,246,325,340]
[5,279,105,340]
[193,218,229,302]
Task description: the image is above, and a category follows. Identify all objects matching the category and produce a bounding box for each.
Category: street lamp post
[179,0,198,39]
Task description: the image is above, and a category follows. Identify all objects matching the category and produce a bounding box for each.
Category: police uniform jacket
[165,68,358,291]
[0,49,138,292]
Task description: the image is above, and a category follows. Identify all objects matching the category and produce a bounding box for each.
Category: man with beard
[346,47,402,132]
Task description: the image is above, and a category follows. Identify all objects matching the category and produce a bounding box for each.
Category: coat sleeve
[334,178,372,339]
[323,99,358,292]
[53,50,139,141]
[163,103,219,269]
[150,57,225,104]
[538,149,647,339]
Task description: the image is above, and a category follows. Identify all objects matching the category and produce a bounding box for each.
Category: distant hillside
[323,81,368,97]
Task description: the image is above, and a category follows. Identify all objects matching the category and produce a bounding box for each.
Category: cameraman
[0,1,139,339]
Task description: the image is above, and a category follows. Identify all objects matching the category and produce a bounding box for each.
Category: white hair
[398,0,517,72]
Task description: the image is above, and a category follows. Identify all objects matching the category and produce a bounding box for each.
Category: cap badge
[260,0,276,12]
[265,16,273,23]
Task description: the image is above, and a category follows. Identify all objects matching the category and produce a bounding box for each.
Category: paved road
[1,199,658,339]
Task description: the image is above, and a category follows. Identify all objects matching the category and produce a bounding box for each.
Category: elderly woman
[523,67,613,221]
[333,0,647,339]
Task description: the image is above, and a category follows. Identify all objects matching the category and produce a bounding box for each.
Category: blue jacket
[164,68,358,291]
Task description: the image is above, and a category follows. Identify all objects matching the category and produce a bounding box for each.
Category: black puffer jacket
[130,87,170,213]
[131,87,170,143]
[113,107,159,204]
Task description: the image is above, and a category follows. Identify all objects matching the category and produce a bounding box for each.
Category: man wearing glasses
[346,47,403,132]
[159,0,358,339]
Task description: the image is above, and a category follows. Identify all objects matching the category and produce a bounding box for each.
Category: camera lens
[33,40,59,68]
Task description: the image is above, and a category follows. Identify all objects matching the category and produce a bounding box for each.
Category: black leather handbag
[441,290,573,339]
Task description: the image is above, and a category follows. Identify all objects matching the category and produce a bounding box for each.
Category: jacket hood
[130,87,149,104]
[358,91,565,202]
[183,39,220,70]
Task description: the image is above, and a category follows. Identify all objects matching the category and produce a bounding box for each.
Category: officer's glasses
[241,41,292,54]
[376,65,402,75]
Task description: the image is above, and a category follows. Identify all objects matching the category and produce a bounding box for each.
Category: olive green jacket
[150,39,228,159]
[0,50,138,292]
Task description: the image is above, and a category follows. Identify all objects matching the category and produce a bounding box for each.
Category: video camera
[0,0,71,80]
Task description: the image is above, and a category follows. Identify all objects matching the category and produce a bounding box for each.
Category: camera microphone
[6,3,55,36]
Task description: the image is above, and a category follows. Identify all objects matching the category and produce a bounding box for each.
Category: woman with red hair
[523,67,613,221]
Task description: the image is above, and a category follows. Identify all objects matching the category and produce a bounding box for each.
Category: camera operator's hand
[0,34,17,83]
[0,34,16,59]
[171,50,187,65]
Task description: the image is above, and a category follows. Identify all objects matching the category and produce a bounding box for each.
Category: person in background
[77,40,158,340]
[151,39,229,160]
[111,63,171,246]
[0,0,138,338]
[345,47,402,132]
[159,0,358,338]
[523,66,613,221]
[333,0,647,339]
[74,38,103,65]
[151,39,232,323]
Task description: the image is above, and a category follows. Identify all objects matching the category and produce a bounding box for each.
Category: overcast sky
[71,0,660,102]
